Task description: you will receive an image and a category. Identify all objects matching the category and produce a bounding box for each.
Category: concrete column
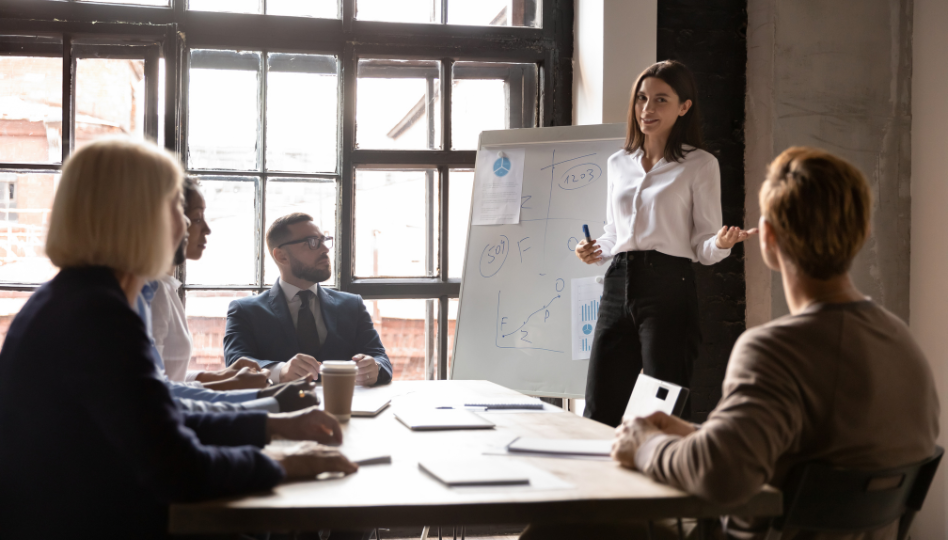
[572,0,656,125]
[910,0,948,536]
[745,0,913,325]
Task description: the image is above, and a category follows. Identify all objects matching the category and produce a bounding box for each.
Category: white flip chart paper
[471,148,526,225]
[571,275,604,360]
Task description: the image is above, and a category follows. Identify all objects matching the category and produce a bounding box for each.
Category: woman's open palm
[715,226,758,249]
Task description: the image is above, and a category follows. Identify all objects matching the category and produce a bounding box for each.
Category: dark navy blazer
[223,279,393,385]
[0,267,284,539]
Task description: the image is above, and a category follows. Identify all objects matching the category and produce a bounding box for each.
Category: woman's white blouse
[596,147,731,266]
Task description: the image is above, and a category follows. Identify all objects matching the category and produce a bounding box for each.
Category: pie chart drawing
[582,323,593,335]
[493,156,511,177]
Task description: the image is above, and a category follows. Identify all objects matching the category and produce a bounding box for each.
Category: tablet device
[623,373,690,419]
[394,409,495,431]
[419,459,530,486]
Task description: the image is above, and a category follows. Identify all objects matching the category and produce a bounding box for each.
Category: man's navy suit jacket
[224,279,393,385]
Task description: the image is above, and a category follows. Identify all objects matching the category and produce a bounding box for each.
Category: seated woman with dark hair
[0,138,356,539]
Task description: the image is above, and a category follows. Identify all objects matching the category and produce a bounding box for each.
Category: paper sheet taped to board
[471,148,526,225]
[571,276,604,360]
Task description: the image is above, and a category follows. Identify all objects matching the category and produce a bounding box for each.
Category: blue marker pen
[582,224,592,242]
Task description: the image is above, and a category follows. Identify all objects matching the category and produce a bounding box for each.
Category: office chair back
[769,446,943,539]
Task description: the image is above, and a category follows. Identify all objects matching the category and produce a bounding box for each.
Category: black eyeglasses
[277,235,333,250]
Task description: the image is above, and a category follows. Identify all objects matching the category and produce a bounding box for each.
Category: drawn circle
[555,278,565,292]
[582,323,593,335]
[493,157,512,177]
[567,237,579,251]
[558,163,603,190]
[478,235,509,278]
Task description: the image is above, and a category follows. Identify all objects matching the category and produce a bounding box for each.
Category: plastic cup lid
[320,360,358,374]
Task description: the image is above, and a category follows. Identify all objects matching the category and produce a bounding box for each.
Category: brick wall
[657,0,748,421]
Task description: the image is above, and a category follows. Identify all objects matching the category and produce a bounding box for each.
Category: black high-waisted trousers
[582,250,701,427]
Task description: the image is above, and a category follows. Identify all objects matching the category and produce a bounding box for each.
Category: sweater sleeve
[69,294,284,503]
[637,330,803,506]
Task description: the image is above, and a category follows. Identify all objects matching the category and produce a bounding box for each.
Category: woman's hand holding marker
[715,225,758,250]
[575,239,602,264]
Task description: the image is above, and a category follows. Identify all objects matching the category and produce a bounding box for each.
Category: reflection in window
[188,0,260,14]
[184,178,258,285]
[356,0,439,24]
[448,169,474,279]
[267,0,338,18]
[264,180,337,285]
[355,169,437,278]
[356,59,440,150]
[0,56,63,163]
[190,0,337,17]
[448,0,540,27]
[75,58,146,150]
[0,173,59,284]
[188,50,261,171]
[185,290,254,373]
[266,54,338,173]
[363,298,434,381]
[452,61,537,149]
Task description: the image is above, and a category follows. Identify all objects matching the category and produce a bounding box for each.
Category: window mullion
[338,43,356,291]
[255,53,268,289]
[62,34,74,162]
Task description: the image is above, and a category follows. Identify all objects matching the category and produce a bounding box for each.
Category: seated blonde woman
[0,138,356,539]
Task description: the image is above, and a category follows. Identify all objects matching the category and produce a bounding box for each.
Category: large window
[0,0,571,380]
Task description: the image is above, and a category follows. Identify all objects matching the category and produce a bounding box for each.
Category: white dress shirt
[596,147,730,265]
[151,274,195,383]
[267,279,328,383]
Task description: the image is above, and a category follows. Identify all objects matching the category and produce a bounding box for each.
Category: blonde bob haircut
[759,146,872,280]
[46,137,183,279]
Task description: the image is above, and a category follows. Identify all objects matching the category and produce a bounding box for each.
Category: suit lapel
[269,278,299,351]
[317,284,338,352]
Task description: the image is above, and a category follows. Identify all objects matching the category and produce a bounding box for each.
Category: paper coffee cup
[320,361,358,422]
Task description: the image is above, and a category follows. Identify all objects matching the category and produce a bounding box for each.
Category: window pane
[0,290,33,349]
[356,0,439,23]
[0,56,63,163]
[356,59,440,150]
[264,180,337,285]
[188,50,261,170]
[78,0,170,5]
[189,0,261,14]
[355,169,437,278]
[185,178,258,285]
[448,169,473,279]
[452,61,537,150]
[268,0,338,18]
[266,54,338,173]
[0,172,59,284]
[363,298,434,381]
[185,290,255,373]
[448,0,540,27]
[75,58,146,150]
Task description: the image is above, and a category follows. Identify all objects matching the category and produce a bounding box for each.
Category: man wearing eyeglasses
[223,212,393,386]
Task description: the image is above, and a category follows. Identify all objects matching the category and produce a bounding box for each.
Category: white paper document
[571,275,604,360]
[471,148,526,225]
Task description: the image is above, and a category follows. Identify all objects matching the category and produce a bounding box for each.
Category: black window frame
[0,0,574,380]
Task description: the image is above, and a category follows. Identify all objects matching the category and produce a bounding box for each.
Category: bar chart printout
[571,275,604,360]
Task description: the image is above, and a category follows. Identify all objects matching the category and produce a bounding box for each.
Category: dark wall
[657,0,748,421]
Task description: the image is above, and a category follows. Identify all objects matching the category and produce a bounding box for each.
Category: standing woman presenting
[576,60,755,427]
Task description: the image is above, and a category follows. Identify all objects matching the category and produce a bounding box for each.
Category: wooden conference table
[169,380,781,535]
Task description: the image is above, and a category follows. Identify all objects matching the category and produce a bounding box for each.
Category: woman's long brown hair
[624,60,705,162]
